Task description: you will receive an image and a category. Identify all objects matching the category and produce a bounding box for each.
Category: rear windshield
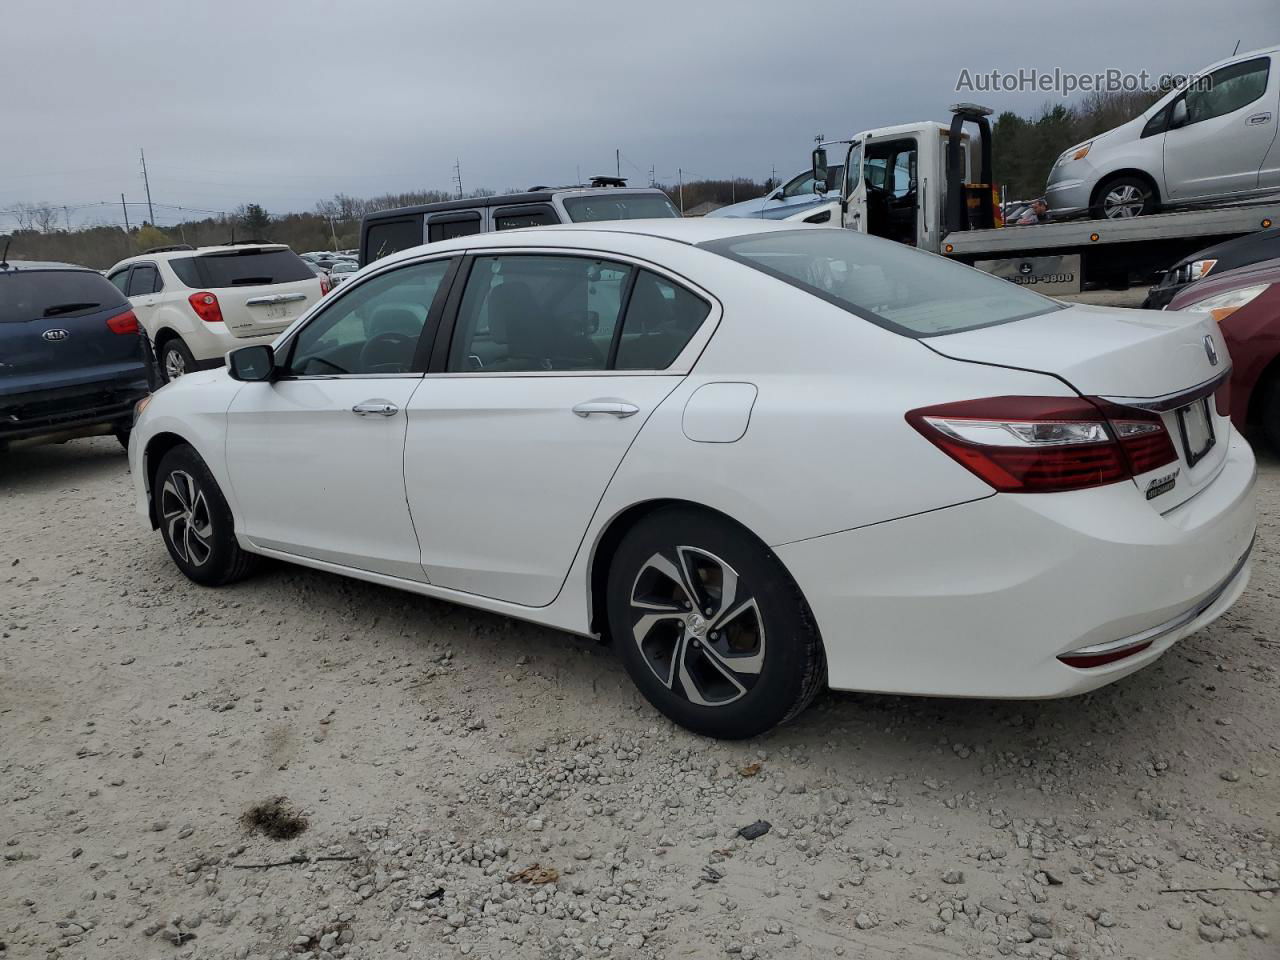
[170,249,315,288]
[700,229,1061,337]
[0,269,126,323]
[563,193,680,223]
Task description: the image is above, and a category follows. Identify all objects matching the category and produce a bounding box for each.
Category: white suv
[107,244,326,380]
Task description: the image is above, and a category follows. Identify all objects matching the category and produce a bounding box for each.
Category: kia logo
[1204,335,1219,367]
[42,329,70,342]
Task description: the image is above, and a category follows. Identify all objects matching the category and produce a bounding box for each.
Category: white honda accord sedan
[129,219,1256,739]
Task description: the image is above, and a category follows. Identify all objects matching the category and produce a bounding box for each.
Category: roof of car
[0,259,93,273]
[368,218,805,272]
[110,243,289,270]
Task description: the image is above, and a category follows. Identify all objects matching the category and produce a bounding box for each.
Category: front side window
[701,229,1060,338]
[1184,57,1271,125]
[285,258,451,376]
[126,264,160,296]
[448,255,632,372]
[781,171,816,198]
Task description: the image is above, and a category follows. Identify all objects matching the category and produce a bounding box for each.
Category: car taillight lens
[188,291,223,323]
[320,275,331,295]
[906,396,1177,494]
[106,309,139,335]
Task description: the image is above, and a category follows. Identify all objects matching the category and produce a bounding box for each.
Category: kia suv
[107,244,325,380]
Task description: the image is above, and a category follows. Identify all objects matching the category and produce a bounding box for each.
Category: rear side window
[562,193,680,222]
[701,229,1060,338]
[0,270,127,323]
[493,205,558,230]
[615,271,710,370]
[126,264,161,296]
[428,213,483,243]
[172,249,314,288]
[364,217,424,264]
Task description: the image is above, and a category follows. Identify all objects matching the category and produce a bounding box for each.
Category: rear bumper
[0,377,148,442]
[172,324,282,365]
[776,430,1257,698]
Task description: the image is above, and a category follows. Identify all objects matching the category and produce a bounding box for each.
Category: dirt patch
[241,797,308,841]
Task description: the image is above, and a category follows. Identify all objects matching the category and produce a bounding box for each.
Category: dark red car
[1168,256,1280,451]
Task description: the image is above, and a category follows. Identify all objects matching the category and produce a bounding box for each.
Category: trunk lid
[926,303,1231,511]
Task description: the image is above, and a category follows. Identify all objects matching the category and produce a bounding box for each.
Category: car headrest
[626,274,671,333]
[369,306,421,339]
[487,281,533,345]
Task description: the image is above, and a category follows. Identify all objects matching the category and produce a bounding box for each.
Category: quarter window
[108,269,130,294]
[493,205,557,230]
[1184,57,1271,125]
[126,264,161,296]
[428,212,482,243]
[447,255,632,373]
[285,258,451,376]
[614,271,710,370]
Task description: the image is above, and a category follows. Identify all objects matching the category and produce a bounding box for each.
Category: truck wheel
[1091,176,1156,219]
[160,338,197,383]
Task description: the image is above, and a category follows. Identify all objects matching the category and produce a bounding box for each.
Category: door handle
[352,400,398,417]
[1247,112,1272,125]
[572,400,639,418]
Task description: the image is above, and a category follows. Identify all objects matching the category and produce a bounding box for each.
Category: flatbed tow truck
[796,105,1280,296]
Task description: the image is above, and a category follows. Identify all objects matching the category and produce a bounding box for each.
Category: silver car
[1047,46,1280,219]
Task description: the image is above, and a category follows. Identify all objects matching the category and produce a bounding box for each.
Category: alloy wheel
[628,546,766,707]
[1103,184,1148,219]
[164,347,186,380]
[160,470,213,567]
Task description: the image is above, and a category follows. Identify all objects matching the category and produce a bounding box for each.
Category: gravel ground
[1,436,1277,960]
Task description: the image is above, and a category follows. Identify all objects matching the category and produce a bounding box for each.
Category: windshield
[0,269,126,323]
[700,229,1061,338]
[563,193,680,223]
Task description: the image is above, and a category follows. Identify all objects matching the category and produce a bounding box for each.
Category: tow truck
[798,104,1280,296]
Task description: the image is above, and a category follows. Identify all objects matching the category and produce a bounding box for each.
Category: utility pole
[616,148,620,180]
[62,206,71,231]
[678,168,684,215]
[328,216,339,251]
[649,165,655,187]
[121,193,131,232]
[140,149,155,225]
[453,159,463,199]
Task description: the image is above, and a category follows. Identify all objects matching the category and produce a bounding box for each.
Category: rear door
[1164,55,1277,199]
[0,269,143,395]
[403,252,713,607]
[179,248,323,339]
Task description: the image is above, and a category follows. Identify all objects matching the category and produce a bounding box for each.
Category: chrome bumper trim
[1061,536,1254,659]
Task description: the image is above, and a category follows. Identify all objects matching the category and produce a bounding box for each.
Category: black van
[360,180,679,266]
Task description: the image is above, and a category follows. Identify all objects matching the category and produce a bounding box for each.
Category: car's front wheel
[153,444,258,586]
[159,337,197,383]
[607,506,826,739]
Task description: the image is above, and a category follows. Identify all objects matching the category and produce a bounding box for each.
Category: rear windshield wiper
[42,301,101,317]
[230,277,274,286]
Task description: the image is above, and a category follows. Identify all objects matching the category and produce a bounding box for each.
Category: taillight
[906,396,1177,494]
[106,309,139,335]
[320,275,332,296]
[188,291,223,323]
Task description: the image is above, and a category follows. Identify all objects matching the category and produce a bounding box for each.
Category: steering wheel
[359,332,414,373]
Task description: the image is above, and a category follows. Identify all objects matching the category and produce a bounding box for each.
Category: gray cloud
[2,0,1276,227]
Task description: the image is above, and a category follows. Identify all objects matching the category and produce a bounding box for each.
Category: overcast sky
[3,0,1277,229]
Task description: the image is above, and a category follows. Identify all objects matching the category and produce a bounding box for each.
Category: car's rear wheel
[153,444,258,586]
[607,506,826,739]
[160,337,196,383]
[1091,175,1157,219]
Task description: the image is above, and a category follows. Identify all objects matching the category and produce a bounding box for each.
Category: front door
[1164,54,1277,199]
[404,252,713,607]
[224,256,454,579]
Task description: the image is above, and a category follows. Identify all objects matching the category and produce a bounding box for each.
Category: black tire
[159,337,197,383]
[114,425,131,450]
[1259,376,1280,455]
[1090,175,1157,219]
[607,506,826,739]
[153,444,258,586]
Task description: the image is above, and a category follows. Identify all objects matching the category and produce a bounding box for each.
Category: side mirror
[1170,99,1188,129]
[227,344,275,382]
[811,146,829,192]
[813,180,828,195]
